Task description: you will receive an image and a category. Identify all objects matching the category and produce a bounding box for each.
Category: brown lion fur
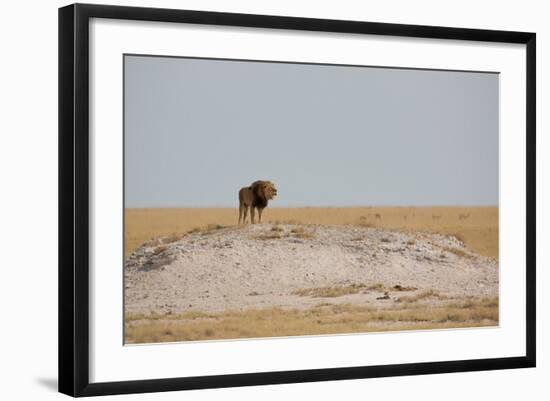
[238,180,277,224]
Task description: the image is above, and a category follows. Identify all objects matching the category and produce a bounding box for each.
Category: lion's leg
[258,208,263,223]
[238,204,243,225]
[242,206,248,224]
[250,207,256,224]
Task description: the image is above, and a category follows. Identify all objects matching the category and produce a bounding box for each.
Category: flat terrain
[125,207,498,258]
[124,214,499,344]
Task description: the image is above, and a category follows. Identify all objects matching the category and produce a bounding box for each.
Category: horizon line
[124,205,499,209]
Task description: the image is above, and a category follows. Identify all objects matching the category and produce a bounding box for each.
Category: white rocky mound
[124,224,498,315]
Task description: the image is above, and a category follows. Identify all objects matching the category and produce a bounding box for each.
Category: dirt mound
[124,224,498,315]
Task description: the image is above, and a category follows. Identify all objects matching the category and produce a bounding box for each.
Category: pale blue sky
[124,55,498,208]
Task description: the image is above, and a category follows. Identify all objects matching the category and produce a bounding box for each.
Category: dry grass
[132,224,229,253]
[152,245,168,256]
[443,246,473,259]
[254,233,282,240]
[392,284,418,292]
[357,221,375,228]
[290,226,315,240]
[396,289,441,303]
[200,224,228,234]
[161,233,186,244]
[292,283,385,298]
[125,207,498,258]
[295,232,315,240]
[236,225,316,242]
[124,298,499,343]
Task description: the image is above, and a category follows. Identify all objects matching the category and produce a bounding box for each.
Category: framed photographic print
[58,3,536,397]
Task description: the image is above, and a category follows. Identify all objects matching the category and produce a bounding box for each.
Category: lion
[238,180,278,224]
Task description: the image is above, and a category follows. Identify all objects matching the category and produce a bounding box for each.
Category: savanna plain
[124,207,498,344]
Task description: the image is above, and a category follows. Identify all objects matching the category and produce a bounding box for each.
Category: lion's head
[251,180,278,201]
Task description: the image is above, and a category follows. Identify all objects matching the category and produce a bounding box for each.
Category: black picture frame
[59,3,536,397]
